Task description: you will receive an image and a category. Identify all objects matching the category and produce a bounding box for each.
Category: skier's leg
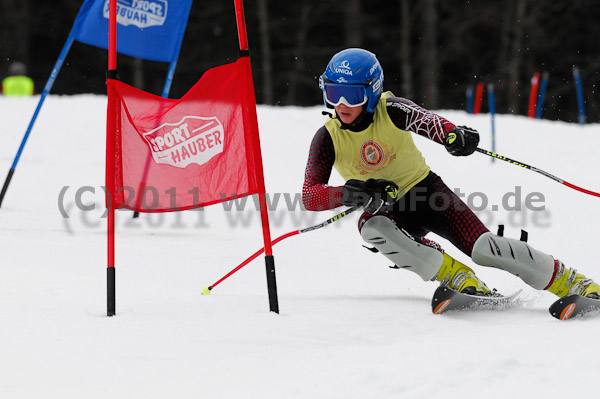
[471,232,600,298]
[359,214,490,294]
[360,214,441,280]
[396,171,490,257]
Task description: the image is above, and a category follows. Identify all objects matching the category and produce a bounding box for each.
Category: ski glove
[341,178,400,214]
[444,125,479,156]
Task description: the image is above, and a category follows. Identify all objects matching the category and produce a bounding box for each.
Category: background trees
[1,0,599,123]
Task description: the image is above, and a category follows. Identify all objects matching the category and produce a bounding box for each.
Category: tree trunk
[498,0,514,75]
[0,0,30,74]
[257,0,273,104]
[132,57,144,92]
[508,0,527,114]
[420,0,438,108]
[344,0,362,47]
[399,0,413,99]
[286,2,312,105]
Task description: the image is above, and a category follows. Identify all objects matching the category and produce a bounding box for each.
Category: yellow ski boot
[546,261,600,299]
[436,253,491,296]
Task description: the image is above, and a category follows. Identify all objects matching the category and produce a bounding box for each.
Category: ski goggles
[323,83,368,107]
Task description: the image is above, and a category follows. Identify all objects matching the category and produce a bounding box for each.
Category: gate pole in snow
[234,0,279,313]
[528,72,540,118]
[573,66,586,125]
[487,83,496,163]
[473,82,484,114]
[465,85,474,114]
[106,0,118,317]
[535,72,549,119]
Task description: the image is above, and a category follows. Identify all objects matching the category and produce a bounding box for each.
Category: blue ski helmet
[319,48,384,113]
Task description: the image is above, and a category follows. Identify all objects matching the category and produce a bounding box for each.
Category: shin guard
[360,215,443,281]
[471,232,554,289]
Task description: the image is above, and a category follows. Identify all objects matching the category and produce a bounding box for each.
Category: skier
[302,48,599,299]
[2,62,34,97]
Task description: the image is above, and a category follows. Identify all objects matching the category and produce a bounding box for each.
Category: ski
[548,295,600,320]
[431,286,521,314]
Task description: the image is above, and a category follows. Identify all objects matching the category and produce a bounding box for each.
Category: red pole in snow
[473,82,484,114]
[233,0,279,313]
[106,0,117,316]
[528,72,540,118]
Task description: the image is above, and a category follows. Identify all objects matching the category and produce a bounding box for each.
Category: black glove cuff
[341,180,370,207]
[445,126,479,156]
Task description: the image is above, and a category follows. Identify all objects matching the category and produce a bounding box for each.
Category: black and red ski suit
[302,96,489,256]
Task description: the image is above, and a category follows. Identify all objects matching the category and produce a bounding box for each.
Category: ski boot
[436,253,491,296]
[546,261,600,299]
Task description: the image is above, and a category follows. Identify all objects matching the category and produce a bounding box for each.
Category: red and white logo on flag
[106,58,265,211]
[141,116,224,168]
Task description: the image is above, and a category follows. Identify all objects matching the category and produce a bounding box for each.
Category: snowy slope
[1,95,600,398]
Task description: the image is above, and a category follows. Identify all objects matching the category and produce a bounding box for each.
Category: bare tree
[0,0,30,74]
[498,0,514,76]
[132,58,145,91]
[507,0,527,114]
[257,0,273,104]
[399,0,413,99]
[419,0,439,108]
[286,2,312,105]
[344,0,362,47]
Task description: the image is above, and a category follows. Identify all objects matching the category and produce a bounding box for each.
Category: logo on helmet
[369,61,380,76]
[372,73,383,93]
[334,60,353,75]
[141,116,224,169]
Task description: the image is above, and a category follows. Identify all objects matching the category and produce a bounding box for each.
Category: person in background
[2,62,34,97]
[302,48,600,300]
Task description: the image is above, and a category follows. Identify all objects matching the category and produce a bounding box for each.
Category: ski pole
[476,147,600,197]
[202,205,361,295]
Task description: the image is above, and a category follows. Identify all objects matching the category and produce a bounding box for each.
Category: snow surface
[1,94,600,398]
